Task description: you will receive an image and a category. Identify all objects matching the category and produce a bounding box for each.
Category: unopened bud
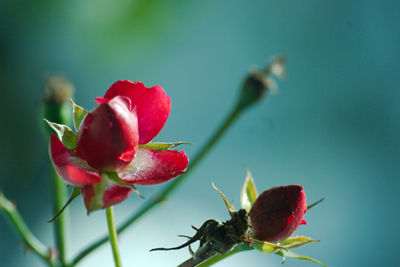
[249,185,307,242]
[43,75,74,105]
[41,75,74,137]
[237,56,286,110]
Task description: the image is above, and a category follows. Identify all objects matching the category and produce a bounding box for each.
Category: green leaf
[48,187,80,223]
[70,99,88,131]
[44,119,77,150]
[101,171,142,198]
[275,249,327,267]
[253,240,282,254]
[240,168,258,212]
[139,142,190,150]
[212,183,236,216]
[279,236,320,249]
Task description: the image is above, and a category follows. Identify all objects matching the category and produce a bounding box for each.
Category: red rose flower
[49,80,189,212]
[249,185,307,242]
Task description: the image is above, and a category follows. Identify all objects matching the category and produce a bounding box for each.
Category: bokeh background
[1,1,399,266]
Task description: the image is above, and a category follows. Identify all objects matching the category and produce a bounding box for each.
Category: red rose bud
[76,95,139,171]
[249,185,307,242]
[99,80,171,144]
[48,80,189,212]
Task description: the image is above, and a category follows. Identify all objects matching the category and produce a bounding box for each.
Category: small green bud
[40,75,74,137]
[237,56,286,110]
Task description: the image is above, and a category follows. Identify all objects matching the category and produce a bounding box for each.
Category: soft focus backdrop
[1,1,399,267]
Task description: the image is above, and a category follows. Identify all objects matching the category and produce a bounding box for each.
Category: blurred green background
[1,0,399,266]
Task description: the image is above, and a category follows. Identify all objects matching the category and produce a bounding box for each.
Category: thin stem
[106,206,123,267]
[51,168,68,265]
[71,105,244,266]
[42,100,72,266]
[0,191,57,267]
[196,243,253,267]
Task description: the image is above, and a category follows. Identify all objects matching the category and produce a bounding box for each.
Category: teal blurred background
[1,0,399,266]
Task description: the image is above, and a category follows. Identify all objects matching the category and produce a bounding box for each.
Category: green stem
[106,206,123,267]
[42,100,72,266]
[0,191,57,267]
[71,105,243,266]
[196,243,253,267]
[51,168,68,265]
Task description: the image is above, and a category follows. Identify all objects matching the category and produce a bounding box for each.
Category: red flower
[49,81,189,212]
[249,185,307,242]
[76,95,139,171]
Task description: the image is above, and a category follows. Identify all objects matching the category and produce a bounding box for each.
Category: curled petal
[76,96,139,171]
[94,97,108,105]
[49,134,101,186]
[81,181,132,213]
[249,185,307,242]
[118,148,189,185]
[103,80,171,144]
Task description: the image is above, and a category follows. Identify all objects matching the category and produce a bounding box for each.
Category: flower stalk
[50,167,68,265]
[195,243,252,267]
[106,206,123,267]
[41,76,74,265]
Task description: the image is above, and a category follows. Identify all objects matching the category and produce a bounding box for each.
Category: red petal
[118,148,188,185]
[81,184,132,213]
[76,96,139,171]
[249,185,307,242]
[300,219,307,225]
[104,80,171,144]
[49,134,101,186]
[94,96,133,111]
[103,186,132,208]
[94,97,108,105]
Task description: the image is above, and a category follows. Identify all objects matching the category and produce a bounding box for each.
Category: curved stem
[196,243,253,267]
[71,105,243,265]
[0,191,57,266]
[106,206,123,267]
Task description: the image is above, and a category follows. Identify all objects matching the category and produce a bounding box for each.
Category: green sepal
[101,171,142,198]
[278,236,320,249]
[307,198,325,210]
[240,168,258,212]
[254,236,324,265]
[212,182,236,216]
[139,142,190,150]
[44,119,77,150]
[275,249,327,267]
[48,187,80,222]
[70,99,88,131]
[253,240,282,254]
